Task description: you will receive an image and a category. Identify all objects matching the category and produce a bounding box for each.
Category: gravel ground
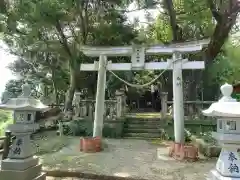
[46,178,91,180]
[40,138,216,180]
[46,177,91,180]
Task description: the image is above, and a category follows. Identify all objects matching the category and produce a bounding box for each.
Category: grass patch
[33,132,70,155]
[0,110,13,136]
[150,138,169,146]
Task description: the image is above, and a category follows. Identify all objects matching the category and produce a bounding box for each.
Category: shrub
[63,120,93,136]
[0,110,13,136]
[62,118,125,138]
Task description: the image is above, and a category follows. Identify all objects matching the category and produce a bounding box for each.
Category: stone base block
[207,169,240,180]
[80,137,102,153]
[1,156,39,170]
[0,164,42,180]
[168,142,198,161]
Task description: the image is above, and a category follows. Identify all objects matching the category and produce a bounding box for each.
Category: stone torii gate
[80,40,209,144]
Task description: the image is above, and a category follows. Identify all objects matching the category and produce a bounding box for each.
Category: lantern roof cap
[0,82,49,111]
[202,83,240,117]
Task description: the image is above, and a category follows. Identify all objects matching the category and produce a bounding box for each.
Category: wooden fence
[0,131,12,160]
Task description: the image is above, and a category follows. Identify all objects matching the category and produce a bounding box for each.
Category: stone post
[82,101,87,117]
[0,82,49,180]
[160,92,168,118]
[109,102,115,118]
[58,120,63,136]
[122,94,127,114]
[87,101,93,120]
[115,90,125,118]
[73,92,81,117]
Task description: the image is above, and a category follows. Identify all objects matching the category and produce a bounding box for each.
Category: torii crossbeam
[80,39,209,144]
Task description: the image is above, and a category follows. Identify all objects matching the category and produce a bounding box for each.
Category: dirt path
[40,138,216,180]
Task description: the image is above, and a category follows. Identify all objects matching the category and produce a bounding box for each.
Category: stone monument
[202,83,240,180]
[0,82,49,180]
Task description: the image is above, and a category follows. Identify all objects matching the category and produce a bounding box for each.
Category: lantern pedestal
[208,148,240,180]
[0,165,45,180]
[0,126,46,180]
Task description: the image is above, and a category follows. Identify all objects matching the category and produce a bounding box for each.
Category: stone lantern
[202,83,240,180]
[0,82,49,180]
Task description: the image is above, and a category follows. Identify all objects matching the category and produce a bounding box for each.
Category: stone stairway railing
[75,99,118,120]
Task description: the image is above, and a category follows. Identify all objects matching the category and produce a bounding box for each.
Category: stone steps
[125,120,161,125]
[126,123,161,129]
[125,117,160,121]
[124,128,161,133]
[123,136,161,140]
[124,132,161,138]
[123,116,163,138]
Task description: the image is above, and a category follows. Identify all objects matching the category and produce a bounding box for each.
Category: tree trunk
[51,68,59,104]
[64,62,79,112]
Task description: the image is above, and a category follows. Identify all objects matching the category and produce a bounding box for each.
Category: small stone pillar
[88,101,94,120]
[0,82,49,180]
[115,90,125,118]
[202,83,240,180]
[73,91,81,117]
[160,92,168,118]
[81,101,87,117]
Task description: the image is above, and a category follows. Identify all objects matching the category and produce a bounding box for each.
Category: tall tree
[1,0,136,112]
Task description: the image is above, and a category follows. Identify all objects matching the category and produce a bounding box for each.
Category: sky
[0,44,17,97]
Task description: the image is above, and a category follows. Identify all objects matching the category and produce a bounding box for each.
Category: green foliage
[0,110,13,136]
[1,0,138,103]
[149,16,173,43]
[199,131,217,145]
[2,79,43,99]
[63,120,93,136]
[62,119,125,138]
[202,41,240,100]
[1,0,239,107]
[232,93,240,101]
[162,127,191,142]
